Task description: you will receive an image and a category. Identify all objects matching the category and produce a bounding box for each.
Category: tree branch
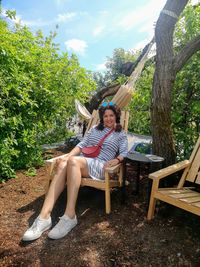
[174,35,200,73]
[121,39,155,76]
[86,83,121,112]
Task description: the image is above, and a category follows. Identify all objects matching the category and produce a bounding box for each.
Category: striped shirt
[76,126,128,180]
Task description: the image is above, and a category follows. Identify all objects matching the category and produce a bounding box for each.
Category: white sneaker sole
[22,223,52,241]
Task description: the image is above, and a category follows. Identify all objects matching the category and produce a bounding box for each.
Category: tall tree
[151,0,200,165]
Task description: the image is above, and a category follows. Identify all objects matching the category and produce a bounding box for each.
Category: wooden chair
[46,110,129,214]
[147,135,200,220]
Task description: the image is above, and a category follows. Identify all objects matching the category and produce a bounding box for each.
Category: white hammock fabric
[75,99,92,121]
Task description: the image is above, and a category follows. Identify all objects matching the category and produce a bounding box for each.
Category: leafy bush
[0,15,95,180]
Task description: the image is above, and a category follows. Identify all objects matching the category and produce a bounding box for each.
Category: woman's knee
[67,156,79,168]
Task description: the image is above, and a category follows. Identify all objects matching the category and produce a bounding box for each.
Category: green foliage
[93,48,137,89]
[172,52,200,159]
[5,10,16,20]
[174,2,200,46]
[0,16,95,180]
[128,63,154,135]
[25,167,37,177]
[105,48,137,82]
[172,2,200,159]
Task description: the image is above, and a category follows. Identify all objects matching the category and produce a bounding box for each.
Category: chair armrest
[149,160,190,180]
[46,154,69,164]
[105,163,121,173]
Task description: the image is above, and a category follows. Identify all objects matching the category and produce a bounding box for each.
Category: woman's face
[103,109,116,128]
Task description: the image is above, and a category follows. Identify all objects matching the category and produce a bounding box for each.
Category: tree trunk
[151,0,188,166]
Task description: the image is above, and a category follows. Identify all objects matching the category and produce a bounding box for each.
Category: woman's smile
[103,109,116,128]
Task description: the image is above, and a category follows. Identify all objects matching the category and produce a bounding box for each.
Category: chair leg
[147,179,160,220]
[105,188,111,214]
[147,196,157,220]
[105,172,111,214]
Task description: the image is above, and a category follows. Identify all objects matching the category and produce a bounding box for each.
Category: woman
[22,102,128,241]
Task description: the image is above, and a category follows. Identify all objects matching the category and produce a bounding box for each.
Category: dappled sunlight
[80,247,102,267]
[82,220,116,239]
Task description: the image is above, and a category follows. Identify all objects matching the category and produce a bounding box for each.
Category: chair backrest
[85,110,129,135]
[185,135,200,184]
[178,136,200,188]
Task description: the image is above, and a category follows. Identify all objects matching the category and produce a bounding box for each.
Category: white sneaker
[48,214,77,240]
[22,216,52,241]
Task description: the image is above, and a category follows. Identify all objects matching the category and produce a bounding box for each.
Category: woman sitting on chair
[22,102,128,241]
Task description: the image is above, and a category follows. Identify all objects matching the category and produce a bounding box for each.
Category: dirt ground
[0,148,200,267]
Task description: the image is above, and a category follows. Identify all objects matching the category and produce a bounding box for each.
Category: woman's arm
[68,146,82,156]
[104,157,122,168]
[59,146,81,162]
[104,132,128,168]
[118,132,128,158]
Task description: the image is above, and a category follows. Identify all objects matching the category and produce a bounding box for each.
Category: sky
[1,0,199,72]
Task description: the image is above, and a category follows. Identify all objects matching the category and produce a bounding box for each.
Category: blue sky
[2,0,199,72]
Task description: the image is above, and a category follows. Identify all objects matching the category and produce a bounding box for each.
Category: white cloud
[93,26,104,37]
[65,39,88,55]
[95,62,107,71]
[118,10,145,31]
[117,0,166,32]
[56,12,77,22]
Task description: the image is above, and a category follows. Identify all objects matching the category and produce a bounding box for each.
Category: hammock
[112,38,154,108]
[75,39,154,118]
[75,99,92,121]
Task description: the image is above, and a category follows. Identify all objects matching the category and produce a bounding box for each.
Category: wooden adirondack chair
[46,110,129,214]
[147,135,200,220]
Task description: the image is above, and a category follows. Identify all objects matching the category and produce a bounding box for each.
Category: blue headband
[101,101,115,107]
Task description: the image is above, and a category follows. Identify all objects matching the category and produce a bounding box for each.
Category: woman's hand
[54,157,67,173]
[104,158,120,169]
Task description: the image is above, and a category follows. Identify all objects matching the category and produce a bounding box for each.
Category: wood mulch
[0,147,200,267]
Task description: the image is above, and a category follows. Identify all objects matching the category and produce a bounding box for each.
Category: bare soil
[0,148,200,267]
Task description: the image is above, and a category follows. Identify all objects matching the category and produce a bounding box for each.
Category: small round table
[122,152,164,203]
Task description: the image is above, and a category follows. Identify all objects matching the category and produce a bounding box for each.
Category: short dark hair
[96,104,122,132]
